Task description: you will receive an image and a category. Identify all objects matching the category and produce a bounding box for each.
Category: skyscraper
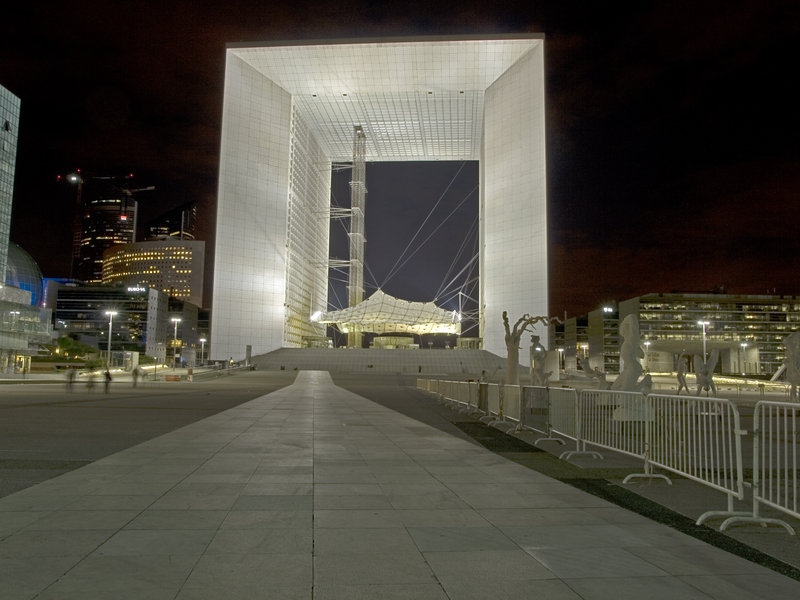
[0,84,20,277]
[68,174,153,283]
[145,201,197,240]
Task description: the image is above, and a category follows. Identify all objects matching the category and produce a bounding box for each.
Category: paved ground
[1,371,799,599]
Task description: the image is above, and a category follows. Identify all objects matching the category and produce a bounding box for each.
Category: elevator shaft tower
[347,125,367,348]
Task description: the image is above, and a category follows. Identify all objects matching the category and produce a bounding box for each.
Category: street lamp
[170,317,182,368]
[740,342,748,377]
[697,320,710,360]
[105,311,117,368]
[199,337,206,366]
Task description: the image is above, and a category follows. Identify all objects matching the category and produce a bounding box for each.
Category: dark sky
[2,1,798,320]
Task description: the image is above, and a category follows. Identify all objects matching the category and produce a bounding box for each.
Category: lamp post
[740,342,748,377]
[105,311,117,369]
[697,320,710,360]
[171,317,182,369]
[199,338,206,366]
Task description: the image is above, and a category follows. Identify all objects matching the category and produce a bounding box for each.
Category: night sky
[2,1,798,323]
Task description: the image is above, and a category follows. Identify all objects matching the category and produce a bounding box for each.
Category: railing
[646,394,747,526]
[502,384,521,423]
[578,389,670,484]
[519,386,563,445]
[721,401,798,535]
[547,387,602,460]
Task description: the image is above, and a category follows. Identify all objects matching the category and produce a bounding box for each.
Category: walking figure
[132,366,140,388]
[66,368,76,392]
[104,369,112,393]
[676,356,690,394]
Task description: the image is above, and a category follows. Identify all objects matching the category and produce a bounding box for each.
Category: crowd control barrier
[546,387,602,460]
[721,401,798,535]
[646,394,747,526]
[519,386,564,445]
[578,389,671,484]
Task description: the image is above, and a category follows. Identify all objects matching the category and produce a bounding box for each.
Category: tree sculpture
[503,311,560,385]
[611,315,652,394]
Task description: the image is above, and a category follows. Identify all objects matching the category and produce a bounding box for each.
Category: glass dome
[5,242,44,307]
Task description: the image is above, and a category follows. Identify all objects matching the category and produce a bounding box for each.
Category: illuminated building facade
[212,35,548,360]
[146,202,197,240]
[621,293,800,376]
[51,284,201,366]
[558,293,800,377]
[70,174,146,283]
[0,86,52,373]
[102,239,205,308]
[0,84,19,279]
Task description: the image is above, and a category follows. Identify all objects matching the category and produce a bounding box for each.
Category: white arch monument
[211,34,548,360]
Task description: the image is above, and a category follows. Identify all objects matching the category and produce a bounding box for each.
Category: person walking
[66,368,76,392]
[132,366,139,388]
[104,369,112,393]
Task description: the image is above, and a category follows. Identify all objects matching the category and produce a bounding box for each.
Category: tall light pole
[105,311,117,368]
[199,337,206,366]
[697,320,710,360]
[171,317,182,368]
[740,342,748,376]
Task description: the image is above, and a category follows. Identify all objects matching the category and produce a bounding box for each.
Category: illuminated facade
[0,84,19,279]
[212,35,548,360]
[102,239,205,308]
[621,293,800,376]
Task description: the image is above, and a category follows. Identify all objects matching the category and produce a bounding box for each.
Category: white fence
[646,394,747,526]
[418,378,752,530]
[578,389,669,483]
[721,400,799,535]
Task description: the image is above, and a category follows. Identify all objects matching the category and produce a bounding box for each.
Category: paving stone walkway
[1,371,799,599]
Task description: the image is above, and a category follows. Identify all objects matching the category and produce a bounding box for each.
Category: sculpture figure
[611,315,645,392]
[694,350,719,396]
[529,335,551,386]
[676,355,690,394]
[783,332,800,401]
[503,311,560,385]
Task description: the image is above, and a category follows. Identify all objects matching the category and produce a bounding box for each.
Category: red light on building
[120,215,128,221]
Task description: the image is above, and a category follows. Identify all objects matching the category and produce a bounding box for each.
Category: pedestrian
[104,369,112,393]
[87,372,95,391]
[132,366,139,388]
[66,368,76,392]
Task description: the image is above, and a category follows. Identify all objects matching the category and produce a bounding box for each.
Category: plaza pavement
[2,371,800,599]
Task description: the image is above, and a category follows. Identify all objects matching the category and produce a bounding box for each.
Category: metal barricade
[502,384,521,422]
[547,387,601,460]
[519,386,564,446]
[486,384,501,416]
[579,389,669,483]
[647,394,747,526]
[721,401,798,534]
[477,383,489,413]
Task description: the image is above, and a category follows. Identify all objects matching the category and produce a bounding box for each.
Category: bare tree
[503,311,560,385]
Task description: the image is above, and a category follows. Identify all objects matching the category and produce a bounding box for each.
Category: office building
[0,84,19,279]
[145,202,197,240]
[212,35,547,360]
[620,292,799,376]
[68,173,152,283]
[0,86,52,373]
[51,284,200,366]
[102,239,205,308]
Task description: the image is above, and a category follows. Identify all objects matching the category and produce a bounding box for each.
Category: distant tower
[0,85,20,277]
[68,174,154,283]
[347,125,366,348]
[146,202,197,240]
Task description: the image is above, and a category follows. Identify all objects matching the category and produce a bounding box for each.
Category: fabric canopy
[314,290,461,335]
